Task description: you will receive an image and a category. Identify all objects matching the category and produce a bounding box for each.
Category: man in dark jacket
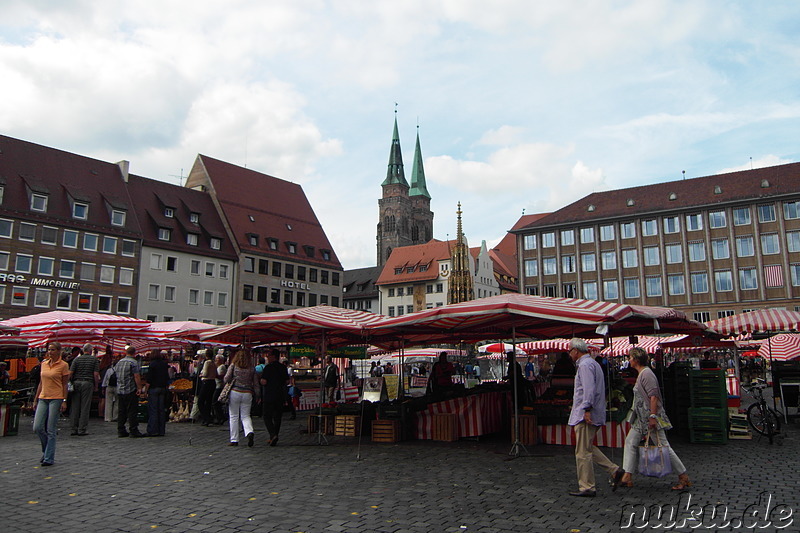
[260,349,288,446]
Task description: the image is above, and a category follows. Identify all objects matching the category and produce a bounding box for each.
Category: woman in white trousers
[224,350,259,447]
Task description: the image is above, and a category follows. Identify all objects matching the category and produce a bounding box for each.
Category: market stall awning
[517,338,601,355]
[757,333,800,361]
[3,311,151,348]
[477,342,526,355]
[600,335,671,357]
[705,308,800,336]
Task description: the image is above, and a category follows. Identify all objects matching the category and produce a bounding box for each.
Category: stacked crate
[664,362,692,437]
[688,369,728,444]
[371,419,401,443]
[334,415,362,437]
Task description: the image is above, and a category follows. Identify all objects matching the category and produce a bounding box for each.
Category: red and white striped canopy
[600,335,671,357]
[3,311,151,348]
[201,306,388,346]
[705,309,800,336]
[478,342,526,354]
[517,338,602,355]
[0,336,28,349]
[757,334,800,361]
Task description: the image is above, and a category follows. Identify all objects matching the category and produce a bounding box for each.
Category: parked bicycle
[742,378,782,445]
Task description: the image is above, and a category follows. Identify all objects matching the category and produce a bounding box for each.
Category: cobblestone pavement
[2,407,798,533]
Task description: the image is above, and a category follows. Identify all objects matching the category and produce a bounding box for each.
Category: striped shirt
[70,354,99,382]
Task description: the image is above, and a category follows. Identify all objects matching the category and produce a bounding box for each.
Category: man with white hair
[567,337,624,497]
[68,343,100,436]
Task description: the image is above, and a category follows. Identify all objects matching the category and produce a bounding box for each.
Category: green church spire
[409,127,431,199]
[381,115,409,187]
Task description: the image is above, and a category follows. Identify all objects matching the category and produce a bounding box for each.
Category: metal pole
[508,327,528,457]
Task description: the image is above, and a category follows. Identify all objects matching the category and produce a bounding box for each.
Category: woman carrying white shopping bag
[619,347,693,490]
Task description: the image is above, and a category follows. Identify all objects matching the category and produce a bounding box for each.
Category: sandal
[671,473,692,490]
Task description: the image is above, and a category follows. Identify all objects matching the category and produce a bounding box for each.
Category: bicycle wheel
[747,402,782,437]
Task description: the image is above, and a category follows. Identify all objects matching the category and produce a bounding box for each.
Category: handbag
[217,380,234,404]
[638,430,673,478]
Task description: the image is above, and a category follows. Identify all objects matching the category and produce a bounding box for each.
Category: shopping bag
[638,431,673,478]
[217,381,233,404]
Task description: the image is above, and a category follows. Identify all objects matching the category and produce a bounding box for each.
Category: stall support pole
[315,335,329,446]
[508,327,528,458]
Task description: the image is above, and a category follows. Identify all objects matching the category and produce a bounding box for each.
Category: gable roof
[343,266,382,300]
[376,239,455,285]
[0,134,140,236]
[188,155,341,269]
[519,162,800,229]
[495,213,550,256]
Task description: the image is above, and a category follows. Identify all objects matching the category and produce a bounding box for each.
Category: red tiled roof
[520,162,800,229]
[376,239,454,285]
[126,174,237,260]
[495,213,550,256]
[0,134,140,236]
[193,155,342,269]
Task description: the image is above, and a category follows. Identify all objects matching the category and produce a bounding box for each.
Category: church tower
[377,115,434,266]
[448,202,475,304]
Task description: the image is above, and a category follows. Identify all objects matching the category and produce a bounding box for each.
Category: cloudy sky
[2,1,799,269]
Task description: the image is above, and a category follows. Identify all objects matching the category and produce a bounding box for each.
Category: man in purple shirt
[567,338,624,497]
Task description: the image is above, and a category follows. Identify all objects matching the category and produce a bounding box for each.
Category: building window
[119,268,134,286]
[758,204,776,223]
[297,266,307,281]
[397,287,404,297]
[257,286,268,302]
[436,283,443,293]
[523,235,537,250]
[210,237,221,250]
[148,284,160,300]
[541,232,555,248]
[645,276,662,297]
[59,260,75,279]
[560,230,574,246]
[576,227,593,244]
[287,242,297,254]
[622,249,638,268]
[714,270,733,292]
[603,280,619,299]
[206,262,215,277]
[102,236,117,254]
[739,268,758,290]
[73,202,89,219]
[711,239,729,260]
[562,255,576,274]
[388,288,395,297]
[736,236,754,257]
[332,272,340,286]
[0,251,7,270]
[784,201,800,220]
[643,246,660,266]
[600,225,614,241]
[620,222,635,239]
[80,263,96,281]
[388,306,395,317]
[663,216,680,234]
[111,209,126,226]
[34,289,51,308]
[242,285,254,301]
[694,311,711,323]
[100,265,115,283]
[191,260,201,275]
[63,230,78,248]
[667,274,685,295]
[524,259,538,277]
[791,264,800,287]
[543,284,556,297]
[121,239,136,257]
[150,253,163,270]
[641,219,657,236]
[542,257,557,276]
[97,295,112,312]
[761,233,780,255]
[601,251,616,270]
[15,254,33,273]
[688,242,706,262]
[77,293,92,311]
[285,264,295,279]
[582,281,598,300]
[158,228,171,241]
[623,278,640,298]
[0,219,12,238]
[219,264,229,279]
[56,291,72,310]
[19,223,36,242]
[38,257,54,276]
[11,286,29,305]
[165,256,177,272]
[283,290,293,306]
[117,297,131,315]
[733,207,751,226]
[204,291,214,306]
[686,213,703,231]
[187,233,199,246]
[665,243,682,264]
[190,213,199,224]
[270,261,281,277]
[785,231,800,253]
[84,233,98,251]
[218,292,228,307]
[41,226,57,245]
[270,288,280,304]
[708,210,726,228]
[581,253,596,272]
[321,270,329,284]
[31,193,48,212]
[690,272,709,294]
[562,283,576,298]
[322,250,331,261]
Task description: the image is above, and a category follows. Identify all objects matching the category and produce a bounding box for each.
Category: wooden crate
[432,413,458,442]
[308,414,336,435]
[512,414,537,445]
[334,415,361,437]
[372,419,400,443]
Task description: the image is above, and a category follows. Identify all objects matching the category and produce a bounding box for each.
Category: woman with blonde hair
[32,342,70,466]
[224,349,259,447]
[619,347,692,490]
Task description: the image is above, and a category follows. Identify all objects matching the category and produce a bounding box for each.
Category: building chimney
[117,160,130,182]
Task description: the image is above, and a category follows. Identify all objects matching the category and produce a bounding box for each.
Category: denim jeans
[147,387,167,436]
[33,399,63,464]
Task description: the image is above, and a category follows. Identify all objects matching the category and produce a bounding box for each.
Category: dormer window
[287,242,297,254]
[587,204,596,212]
[304,245,315,257]
[111,209,126,226]
[164,207,174,218]
[187,233,199,246]
[158,228,171,241]
[626,199,635,207]
[190,213,200,224]
[31,193,48,212]
[406,266,415,273]
[73,202,89,220]
[268,238,278,250]
[714,186,722,194]
[668,193,677,201]
[0,186,4,204]
[321,249,331,261]
[286,224,293,231]
[210,237,221,250]
[394,267,403,275]
[247,234,258,247]
[419,264,428,272]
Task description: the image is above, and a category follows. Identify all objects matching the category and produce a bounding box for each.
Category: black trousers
[198,380,216,424]
[262,399,284,438]
[117,393,140,435]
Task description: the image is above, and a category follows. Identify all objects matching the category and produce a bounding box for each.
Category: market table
[414,390,510,440]
[538,421,631,448]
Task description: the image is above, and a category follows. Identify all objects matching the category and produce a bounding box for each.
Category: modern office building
[184,155,343,319]
[513,163,800,321]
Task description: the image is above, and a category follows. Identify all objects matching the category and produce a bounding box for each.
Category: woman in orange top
[32,342,70,466]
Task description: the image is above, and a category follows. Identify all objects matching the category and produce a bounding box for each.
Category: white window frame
[580,227,594,244]
[641,219,657,237]
[41,226,58,245]
[708,210,726,229]
[523,235,537,250]
[111,209,126,226]
[31,193,48,212]
[38,256,55,276]
[102,236,117,254]
[83,233,98,251]
[686,213,703,231]
[733,207,751,226]
[73,202,89,220]
[34,288,51,308]
[119,267,134,286]
[116,297,131,315]
[164,286,176,303]
[63,229,79,248]
[100,265,115,284]
[11,286,29,306]
[150,253,163,270]
[55,291,72,310]
[643,246,660,266]
[97,295,113,313]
